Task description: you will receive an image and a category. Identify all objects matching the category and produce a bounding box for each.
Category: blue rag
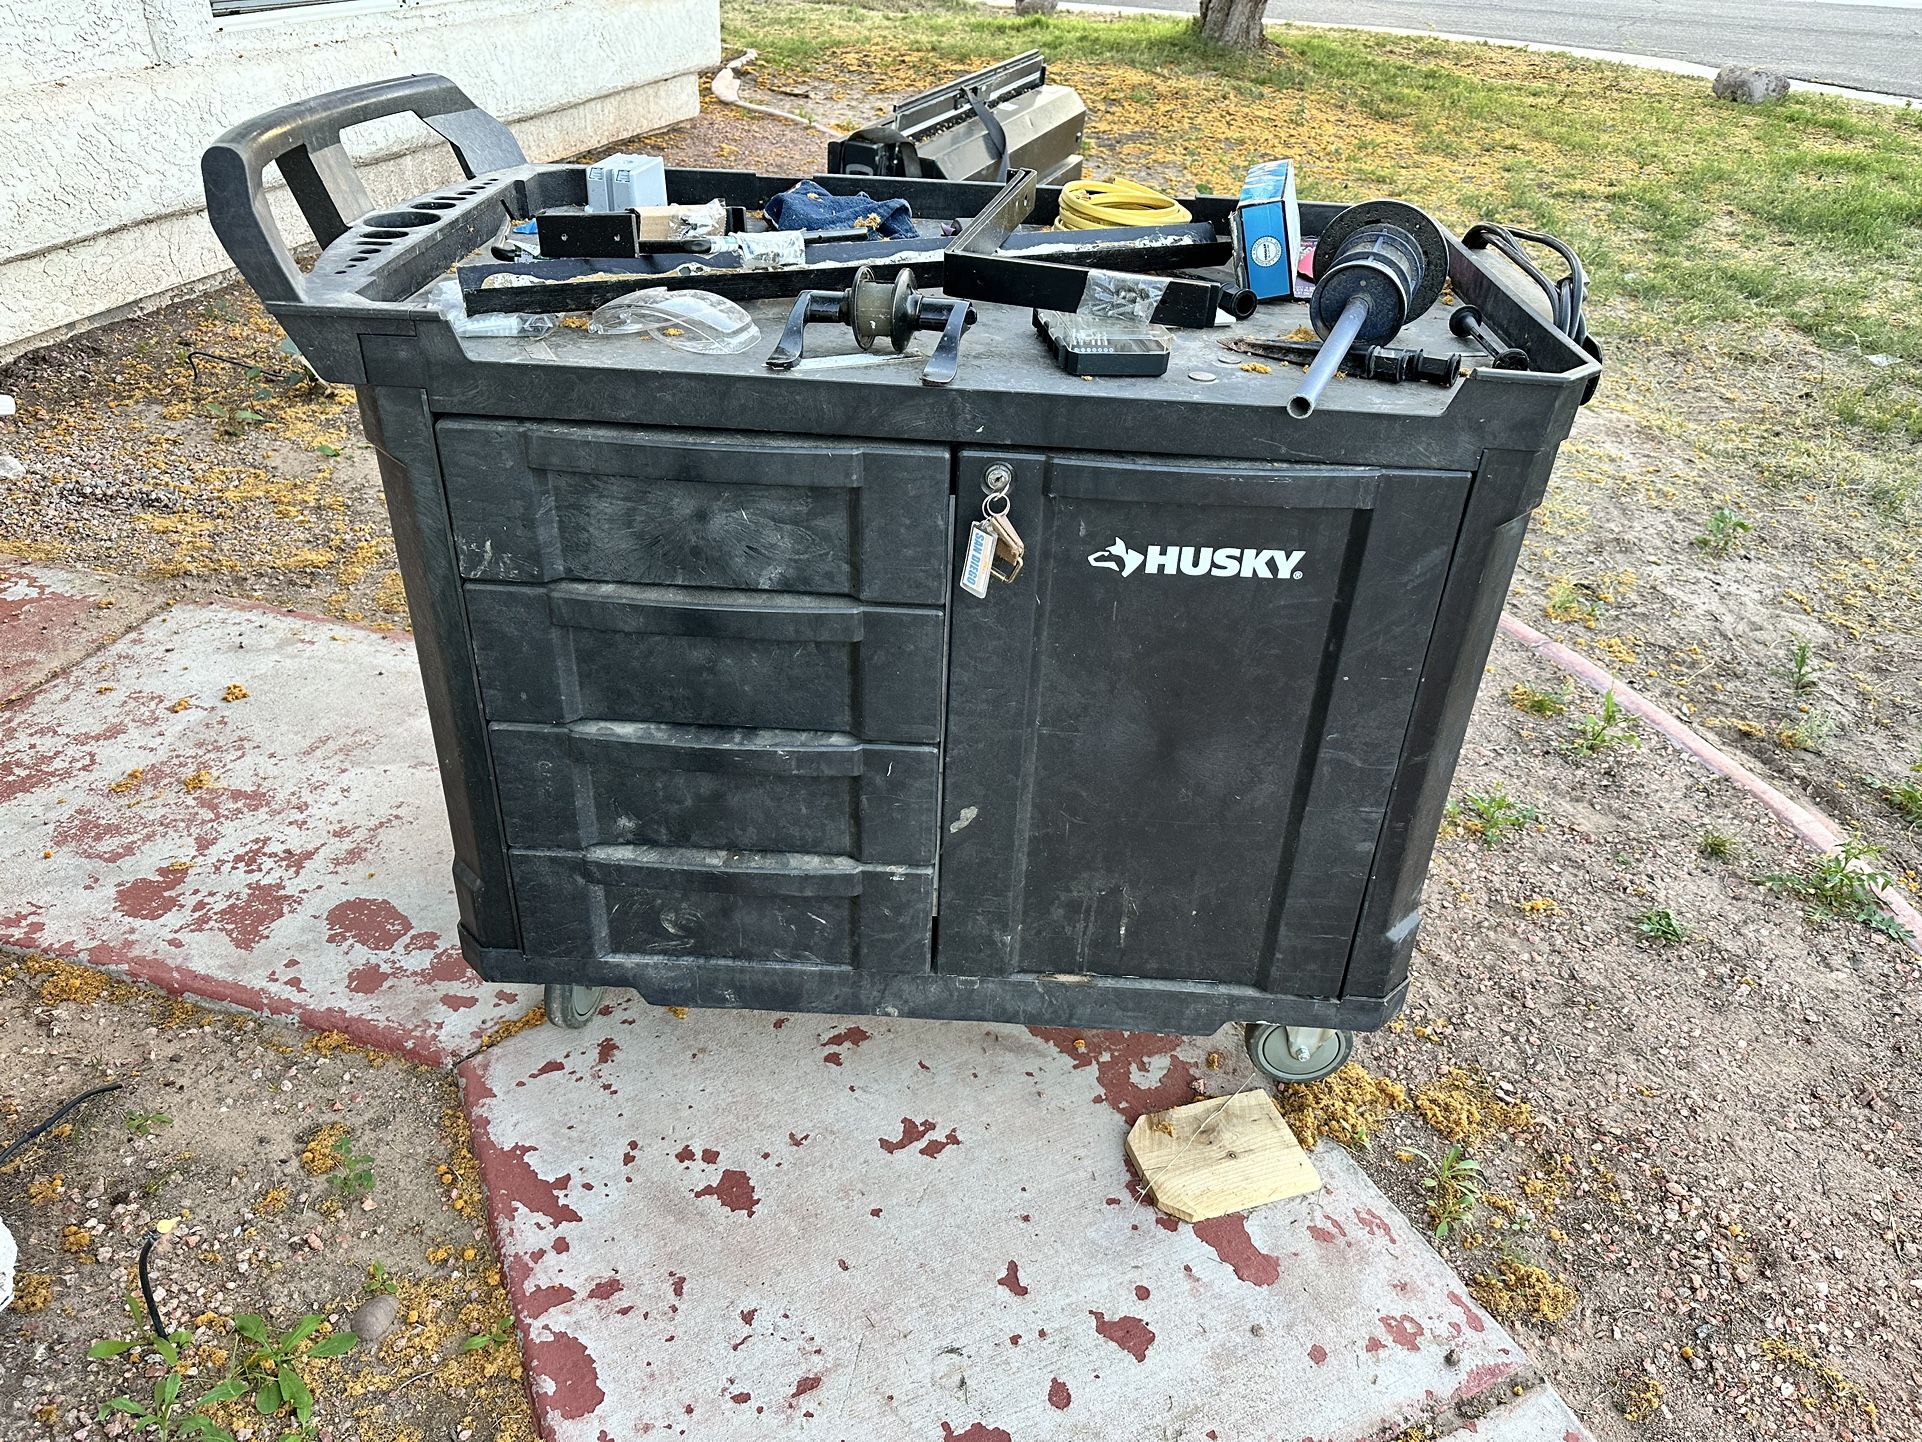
[763,183,916,238]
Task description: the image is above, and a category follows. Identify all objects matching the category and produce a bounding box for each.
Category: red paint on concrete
[675,1145,696,1163]
[822,1025,871,1049]
[494,1146,584,1226]
[1133,1284,1150,1301]
[693,1168,761,1217]
[1380,1314,1424,1353]
[919,1127,962,1158]
[700,1147,720,1165]
[524,1283,578,1318]
[1447,1290,1489,1334]
[1354,1207,1398,1242]
[940,1424,1012,1442]
[201,880,304,952]
[1029,1027,1196,1121]
[532,1060,566,1079]
[790,1375,823,1400]
[1089,1310,1155,1362]
[587,1279,622,1301]
[346,963,392,995]
[525,1330,606,1421]
[880,1118,936,1153]
[1192,1214,1282,1287]
[323,896,413,951]
[114,871,186,920]
[1048,1378,1072,1410]
[1308,1344,1329,1366]
[996,1261,1028,1297]
[595,1038,618,1065]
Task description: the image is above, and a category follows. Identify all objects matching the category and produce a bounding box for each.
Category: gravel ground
[0,954,540,1442]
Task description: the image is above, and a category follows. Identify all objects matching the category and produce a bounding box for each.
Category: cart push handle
[201,73,524,305]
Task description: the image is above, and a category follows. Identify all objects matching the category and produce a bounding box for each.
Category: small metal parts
[1225,335,1467,389]
[766,265,976,385]
[1032,309,1172,377]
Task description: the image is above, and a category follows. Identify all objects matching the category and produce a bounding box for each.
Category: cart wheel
[1244,1023,1353,1085]
[544,984,604,1030]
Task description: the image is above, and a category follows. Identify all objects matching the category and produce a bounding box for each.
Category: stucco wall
[0,0,718,360]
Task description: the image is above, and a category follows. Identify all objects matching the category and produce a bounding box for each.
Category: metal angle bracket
[941,168,1223,328]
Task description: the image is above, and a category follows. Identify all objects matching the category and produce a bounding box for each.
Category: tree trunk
[1195,0,1269,48]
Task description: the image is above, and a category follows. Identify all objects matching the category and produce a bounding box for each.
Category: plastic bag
[422,277,557,338]
[586,288,759,354]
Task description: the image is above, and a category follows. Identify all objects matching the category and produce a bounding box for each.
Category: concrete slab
[0,560,162,705]
[461,999,1595,1442]
[0,600,533,1063]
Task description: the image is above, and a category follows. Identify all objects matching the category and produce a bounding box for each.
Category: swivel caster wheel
[544,984,605,1030]
[1245,1023,1353,1084]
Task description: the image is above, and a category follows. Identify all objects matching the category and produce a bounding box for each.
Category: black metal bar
[462,223,1231,316]
[942,169,1223,329]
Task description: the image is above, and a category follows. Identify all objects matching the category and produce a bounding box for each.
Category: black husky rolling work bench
[203,76,1599,1080]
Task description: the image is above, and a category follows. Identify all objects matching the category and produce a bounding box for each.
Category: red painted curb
[1498,612,1922,955]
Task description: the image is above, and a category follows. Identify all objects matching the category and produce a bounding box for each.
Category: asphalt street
[1092,0,1922,98]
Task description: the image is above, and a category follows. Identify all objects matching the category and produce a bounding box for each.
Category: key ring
[984,490,1010,518]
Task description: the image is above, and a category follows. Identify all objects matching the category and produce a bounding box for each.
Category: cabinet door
[936,452,1468,1000]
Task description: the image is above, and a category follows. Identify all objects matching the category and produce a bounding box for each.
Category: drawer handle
[526,430,868,488]
[581,846,869,897]
[548,584,866,642]
[569,726,869,777]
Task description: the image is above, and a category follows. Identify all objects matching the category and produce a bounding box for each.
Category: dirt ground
[0,954,538,1442]
[4,46,1921,1442]
[1327,640,1922,1441]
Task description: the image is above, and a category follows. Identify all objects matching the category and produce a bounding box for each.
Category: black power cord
[137,1231,171,1340]
[0,1082,122,1168]
[1461,221,1589,346]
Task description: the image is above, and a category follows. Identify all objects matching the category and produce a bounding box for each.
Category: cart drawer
[466,581,944,741]
[439,420,951,604]
[511,846,934,972]
[491,721,938,863]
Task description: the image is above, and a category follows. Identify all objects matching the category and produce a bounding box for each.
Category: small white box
[586,153,666,213]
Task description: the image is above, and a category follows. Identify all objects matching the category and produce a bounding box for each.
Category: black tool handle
[201,73,525,305]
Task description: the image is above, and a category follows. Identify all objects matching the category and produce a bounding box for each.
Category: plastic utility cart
[204,76,1599,1080]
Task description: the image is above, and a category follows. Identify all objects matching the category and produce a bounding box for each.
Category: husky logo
[1088,537,1144,576]
[1087,537,1306,581]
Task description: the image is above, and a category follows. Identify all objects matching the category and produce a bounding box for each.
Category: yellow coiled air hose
[1055,178,1193,230]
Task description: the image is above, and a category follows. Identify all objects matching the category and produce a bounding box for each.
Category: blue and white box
[1233,159,1303,302]
[586,153,667,213]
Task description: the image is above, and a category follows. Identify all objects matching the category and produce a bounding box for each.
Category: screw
[982,463,1014,494]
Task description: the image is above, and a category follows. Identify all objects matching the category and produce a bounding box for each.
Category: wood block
[1126,1089,1320,1224]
